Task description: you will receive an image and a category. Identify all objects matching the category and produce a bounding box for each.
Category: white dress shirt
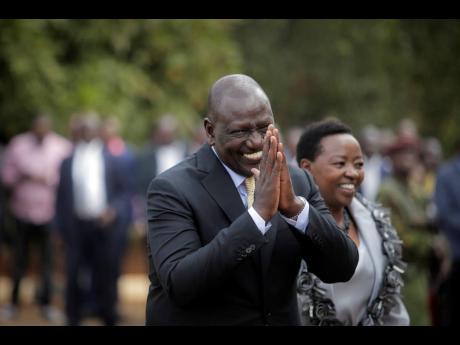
[156,142,186,175]
[211,147,310,235]
[71,139,107,220]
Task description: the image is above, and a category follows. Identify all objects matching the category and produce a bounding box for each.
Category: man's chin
[230,158,260,176]
[235,166,254,177]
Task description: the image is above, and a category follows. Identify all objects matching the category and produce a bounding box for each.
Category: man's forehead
[219,89,270,111]
[216,105,273,126]
[225,113,274,127]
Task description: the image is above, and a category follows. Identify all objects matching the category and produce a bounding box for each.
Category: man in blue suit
[55,115,131,326]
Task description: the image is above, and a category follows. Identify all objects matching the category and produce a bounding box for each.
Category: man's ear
[204,117,215,146]
[299,158,313,172]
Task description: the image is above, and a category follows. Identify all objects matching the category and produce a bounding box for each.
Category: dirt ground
[0,234,149,326]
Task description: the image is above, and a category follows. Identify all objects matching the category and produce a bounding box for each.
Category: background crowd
[0,112,457,326]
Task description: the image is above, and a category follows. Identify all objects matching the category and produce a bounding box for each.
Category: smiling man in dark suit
[145,74,358,325]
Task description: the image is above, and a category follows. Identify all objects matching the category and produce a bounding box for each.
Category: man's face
[32,116,51,142]
[80,119,100,143]
[391,148,419,176]
[205,94,274,177]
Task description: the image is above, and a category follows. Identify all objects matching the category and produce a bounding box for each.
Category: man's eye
[258,127,269,136]
[230,130,247,137]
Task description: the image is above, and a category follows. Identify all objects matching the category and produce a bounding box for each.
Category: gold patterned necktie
[244,176,256,208]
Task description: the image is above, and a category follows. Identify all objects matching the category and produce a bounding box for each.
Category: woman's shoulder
[351,194,400,245]
[353,193,390,220]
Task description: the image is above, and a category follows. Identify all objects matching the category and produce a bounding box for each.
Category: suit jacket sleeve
[289,167,359,283]
[105,152,132,223]
[147,175,268,307]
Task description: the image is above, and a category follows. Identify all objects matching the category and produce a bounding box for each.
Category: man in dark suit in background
[55,115,131,326]
[145,74,358,325]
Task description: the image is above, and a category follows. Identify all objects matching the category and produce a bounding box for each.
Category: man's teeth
[244,151,263,160]
[339,184,355,190]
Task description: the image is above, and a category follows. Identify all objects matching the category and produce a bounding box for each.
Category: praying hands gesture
[251,124,305,221]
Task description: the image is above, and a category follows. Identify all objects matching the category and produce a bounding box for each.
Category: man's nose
[246,130,264,148]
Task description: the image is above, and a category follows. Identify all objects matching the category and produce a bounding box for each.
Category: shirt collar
[211,146,246,189]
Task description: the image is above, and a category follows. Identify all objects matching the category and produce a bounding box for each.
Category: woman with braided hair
[296,119,409,326]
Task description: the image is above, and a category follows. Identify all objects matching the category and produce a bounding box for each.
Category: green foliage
[1,19,460,155]
[234,19,460,156]
[234,20,410,129]
[399,20,460,155]
[0,19,242,145]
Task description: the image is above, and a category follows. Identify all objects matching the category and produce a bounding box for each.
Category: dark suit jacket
[145,144,358,325]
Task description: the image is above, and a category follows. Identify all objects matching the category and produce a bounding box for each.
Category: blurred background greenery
[1,19,459,154]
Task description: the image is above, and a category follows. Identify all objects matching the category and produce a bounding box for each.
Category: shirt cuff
[281,196,310,234]
[248,207,272,235]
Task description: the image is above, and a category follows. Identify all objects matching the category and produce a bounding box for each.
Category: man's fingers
[273,127,283,150]
[278,142,285,162]
[273,151,283,175]
[259,128,272,172]
[273,127,280,143]
[251,168,260,179]
[266,135,277,172]
[279,142,289,175]
[273,128,285,158]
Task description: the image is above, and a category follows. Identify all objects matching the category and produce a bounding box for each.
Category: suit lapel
[197,144,279,283]
[198,144,246,223]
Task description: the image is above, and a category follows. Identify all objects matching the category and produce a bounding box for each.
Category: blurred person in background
[378,128,396,182]
[0,138,7,288]
[136,114,188,197]
[133,114,188,238]
[359,125,385,202]
[296,119,409,326]
[398,118,420,143]
[434,138,460,325]
[413,137,450,325]
[55,114,131,326]
[420,137,443,199]
[0,138,6,235]
[377,135,433,325]
[67,114,85,144]
[394,129,450,326]
[0,114,72,322]
[186,123,208,155]
[284,126,304,166]
[99,116,135,321]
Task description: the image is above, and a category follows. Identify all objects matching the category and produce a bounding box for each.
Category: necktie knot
[244,176,255,208]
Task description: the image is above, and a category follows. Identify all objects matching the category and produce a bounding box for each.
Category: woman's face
[301,133,365,213]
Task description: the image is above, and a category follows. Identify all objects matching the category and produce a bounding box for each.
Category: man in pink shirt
[0,114,72,322]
